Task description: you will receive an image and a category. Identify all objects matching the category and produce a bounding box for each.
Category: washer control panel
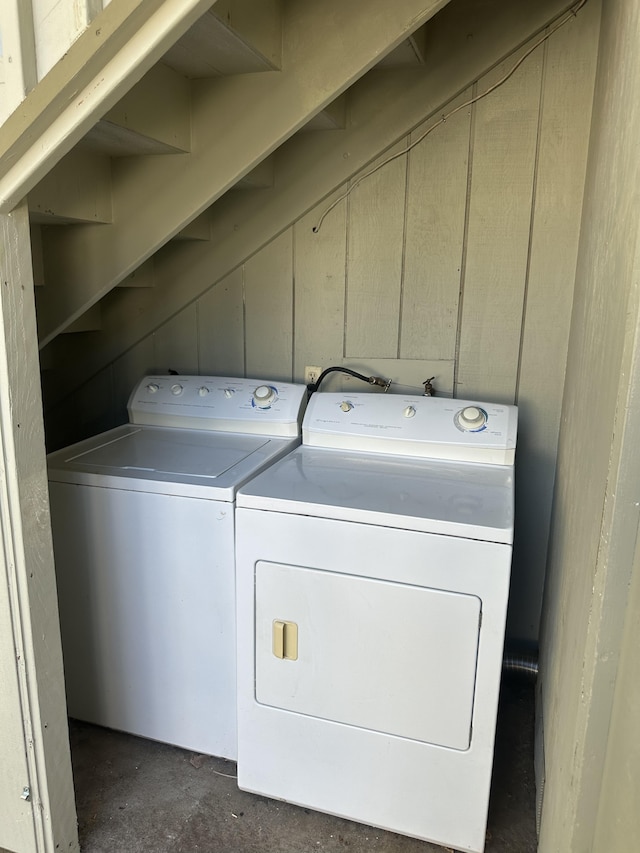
[128,376,307,437]
[303,393,517,465]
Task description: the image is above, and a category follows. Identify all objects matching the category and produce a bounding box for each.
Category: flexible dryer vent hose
[502,651,539,680]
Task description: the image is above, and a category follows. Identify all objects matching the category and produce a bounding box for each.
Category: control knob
[340,400,354,412]
[403,405,416,418]
[458,406,487,431]
[171,383,184,396]
[146,383,159,394]
[198,386,210,397]
[253,385,277,408]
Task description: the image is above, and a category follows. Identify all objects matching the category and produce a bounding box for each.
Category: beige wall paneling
[401,90,471,361]
[456,43,543,403]
[244,229,293,381]
[322,358,455,396]
[72,363,116,440]
[538,0,640,849]
[153,303,198,375]
[112,336,156,424]
[345,140,408,358]
[197,267,245,377]
[46,0,573,407]
[47,357,115,452]
[511,2,601,642]
[293,191,347,382]
[42,393,81,451]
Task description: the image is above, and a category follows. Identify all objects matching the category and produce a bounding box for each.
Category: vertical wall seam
[108,362,115,428]
[453,83,477,396]
[343,180,351,359]
[291,224,296,381]
[241,263,247,377]
[152,331,158,372]
[195,298,201,374]
[397,135,411,359]
[515,34,549,403]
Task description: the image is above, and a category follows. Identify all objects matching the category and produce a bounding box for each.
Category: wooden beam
[0,0,217,212]
[0,202,79,852]
[36,0,451,346]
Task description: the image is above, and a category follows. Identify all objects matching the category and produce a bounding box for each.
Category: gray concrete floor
[69,677,536,853]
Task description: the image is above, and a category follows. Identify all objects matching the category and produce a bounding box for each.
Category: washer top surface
[237,445,514,543]
[47,374,307,500]
[48,425,301,501]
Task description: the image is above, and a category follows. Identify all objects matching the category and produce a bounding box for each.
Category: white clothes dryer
[47,375,306,760]
[235,391,517,853]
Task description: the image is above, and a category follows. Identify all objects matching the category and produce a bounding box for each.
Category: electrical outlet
[304,365,323,385]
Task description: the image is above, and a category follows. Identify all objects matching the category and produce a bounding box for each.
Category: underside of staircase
[28,0,573,410]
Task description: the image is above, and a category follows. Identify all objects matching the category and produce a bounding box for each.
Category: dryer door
[255,561,481,751]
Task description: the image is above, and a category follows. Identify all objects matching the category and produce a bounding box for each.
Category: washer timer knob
[458,406,487,430]
[146,383,159,394]
[253,385,277,408]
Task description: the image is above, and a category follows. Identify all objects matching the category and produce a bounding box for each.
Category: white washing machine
[47,374,306,760]
[235,391,517,853]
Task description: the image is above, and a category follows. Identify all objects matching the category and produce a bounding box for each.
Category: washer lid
[237,446,514,543]
[67,428,268,478]
[48,425,300,500]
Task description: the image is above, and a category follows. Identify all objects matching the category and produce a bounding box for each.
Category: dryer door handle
[273,620,298,660]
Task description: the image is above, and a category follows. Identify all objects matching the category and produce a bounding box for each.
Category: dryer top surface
[237,445,514,543]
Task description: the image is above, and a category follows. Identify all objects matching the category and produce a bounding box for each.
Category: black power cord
[307,366,391,397]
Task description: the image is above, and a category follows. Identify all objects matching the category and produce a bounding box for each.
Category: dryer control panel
[128,376,307,437]
[303,392,517,465]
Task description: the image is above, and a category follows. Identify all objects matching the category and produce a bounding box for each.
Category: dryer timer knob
[254,385,277,408]
[458,406,487,430]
